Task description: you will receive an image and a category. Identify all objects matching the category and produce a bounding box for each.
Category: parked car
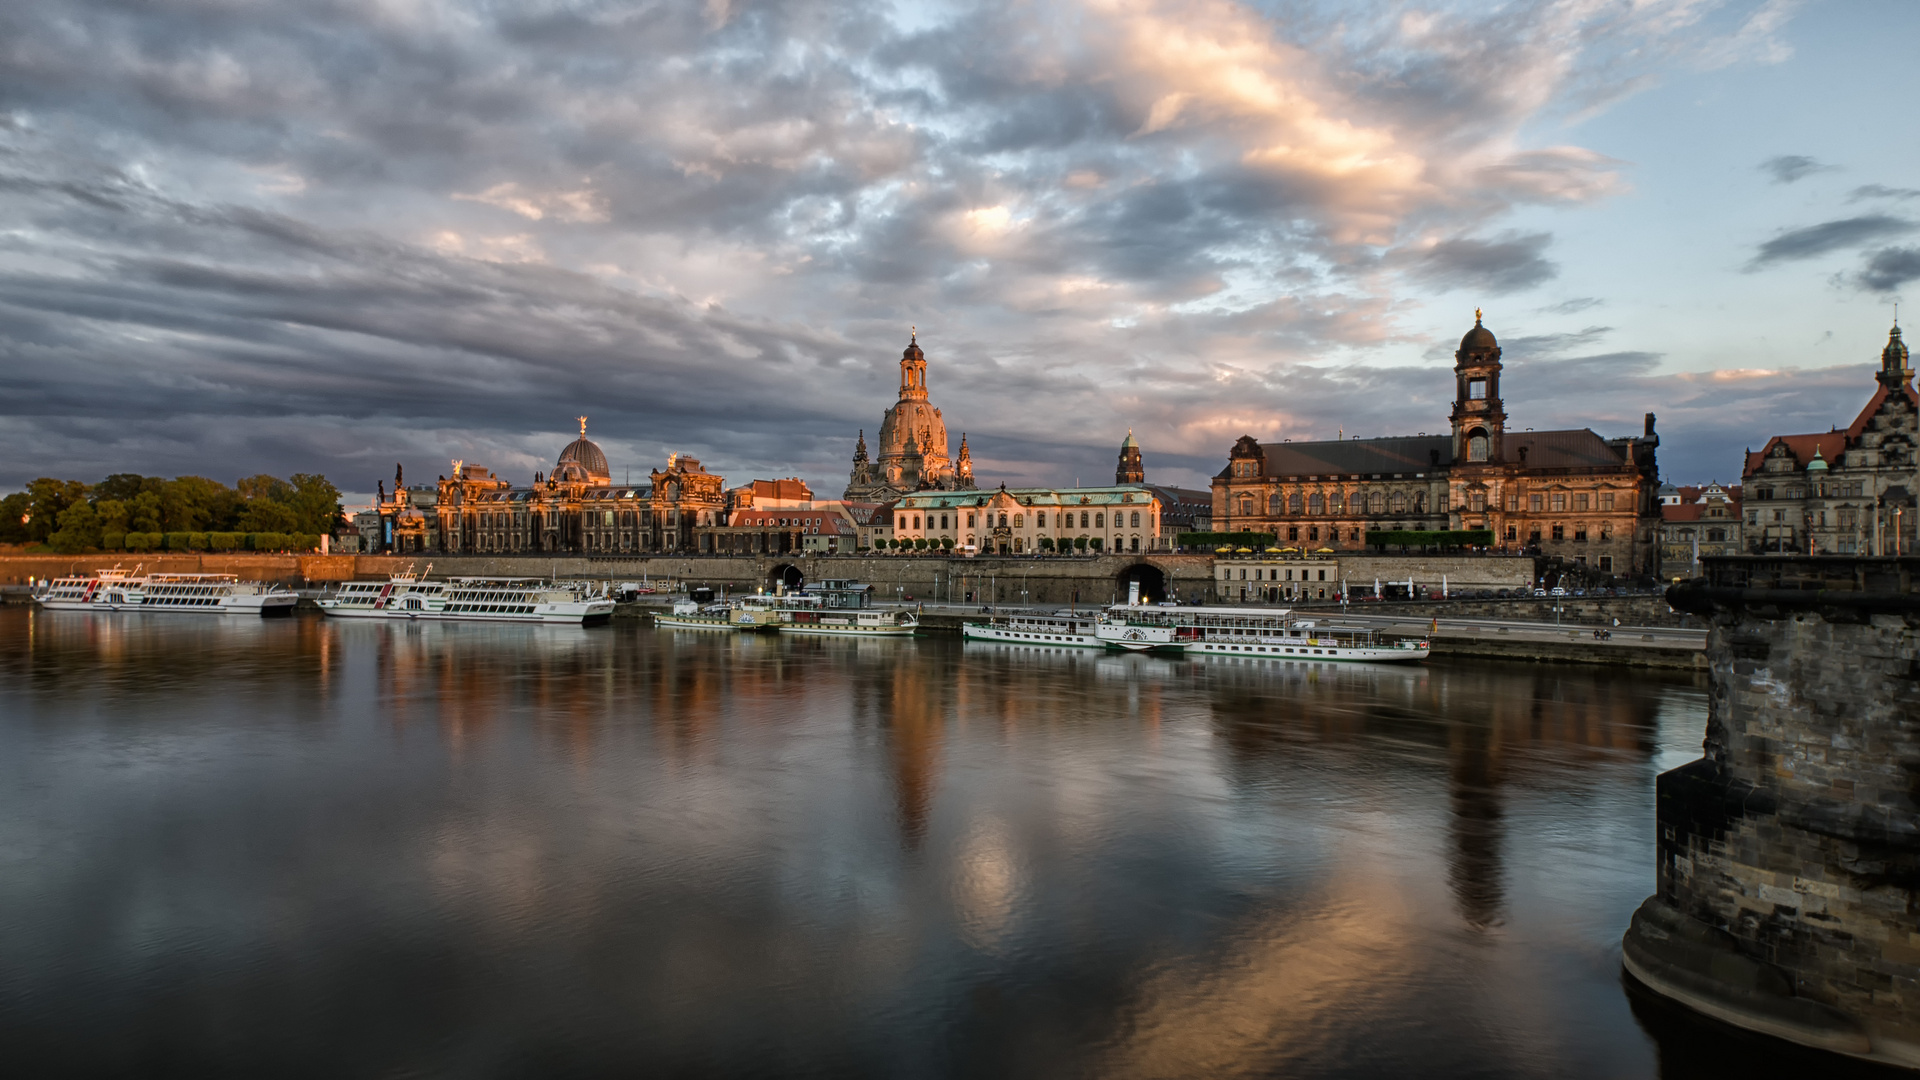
[1549,587,1567,597]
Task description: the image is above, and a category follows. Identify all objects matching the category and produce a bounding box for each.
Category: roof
[558,436,610,481]
[1227,435,1455,478]
[1743,377,1919,478]
[1505,429,1635,470]
[894,485,1160,510]
[743,478,813,501]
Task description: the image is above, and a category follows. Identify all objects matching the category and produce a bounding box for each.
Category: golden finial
[1474,307,1483,324]
[910,324,917,342]
[577,415,587,437]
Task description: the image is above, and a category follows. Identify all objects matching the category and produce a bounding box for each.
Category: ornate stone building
[845,332,977,501]
[1211,315,1664,576]
[1657,483,1744,578]
[371,419,729,555]
[891,485,1162,555]
[1741,323,1918,555]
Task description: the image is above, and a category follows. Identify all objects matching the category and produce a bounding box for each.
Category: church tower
[1450,310,1506,464]
[1880,322,1913,391]
[1115,429,1144,484]
[955,433,975,488]
[899,328,929,401]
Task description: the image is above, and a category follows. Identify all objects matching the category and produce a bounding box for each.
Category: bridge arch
[769,562,805,591]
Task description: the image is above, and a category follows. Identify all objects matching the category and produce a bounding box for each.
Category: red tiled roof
[1745,379,1919,477]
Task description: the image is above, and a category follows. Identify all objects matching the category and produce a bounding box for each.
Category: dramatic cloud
[0,0,1809,493]
[1856,247,1920,293]
[1758,154,1831,184]
[1748,215,1915,268]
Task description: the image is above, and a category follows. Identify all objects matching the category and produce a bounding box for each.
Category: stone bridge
[1625,556,1919,1068]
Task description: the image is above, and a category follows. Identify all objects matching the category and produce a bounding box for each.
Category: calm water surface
[0,607,1884,1078]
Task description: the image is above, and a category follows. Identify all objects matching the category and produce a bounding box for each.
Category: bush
[102,531,126,550]
[206,532,238,551]
[164,532,192,551]
[256,532,288,551]
[938,536,953,550]
[1088,537,1103,552]
[188,532,210,551]
[912,538,927,551]
[1038,536,1054,552]
[1072,536,1088,551]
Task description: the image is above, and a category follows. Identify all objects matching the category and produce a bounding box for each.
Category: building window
[1130,511,1140,527]
[1367,491,1385,514]
[1529,494,1543,512]
[1550,494,1567,512]
[898,515,906,530]
[1469,378,1486,400]
[1318,570,1326,581]
[939,514,948,529]
[1308,493,1325,515]
[1469,492,1486,512]
[1600,493,1615,511]
[1237,495,1252,517]
[1013,514,1024,527]
[1308,527,1319,541]
[1328,491,1344,514]
[1505,525,1517,541]
[1288,526,1299,541]
[1349,529,1360,541]
[967,512,976,527]
[1095,513,1105,528]
[1574,493,1590,511]
[1551,525,1565,541]
[1270,493,1283,514]
[1468,433,1488,461]
[1130,537,1139,552]
[1289,492,1304,514]
[1080,511,1090,528]
[1390,492,1407,513]
[1574,527,1588,542]
[913,515,921,529]
[1599,556,1613,572]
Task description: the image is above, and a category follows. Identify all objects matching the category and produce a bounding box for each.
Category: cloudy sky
[2,0,1915,499]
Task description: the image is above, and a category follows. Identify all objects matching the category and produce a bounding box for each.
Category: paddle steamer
[1096,605,1429,662]
[959,611,1103,648]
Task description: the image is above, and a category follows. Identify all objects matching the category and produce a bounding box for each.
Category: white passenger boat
[317,570,613,624]
[32,567,297,616]
[960,611,1103,648]
[1095,605,1429,663]
[780,606,918,637]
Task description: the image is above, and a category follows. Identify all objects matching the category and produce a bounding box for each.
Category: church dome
[1121,429,1139,449]
[557,418,611,482]
[1460,313,1498,352]
[1807,446,1829,471]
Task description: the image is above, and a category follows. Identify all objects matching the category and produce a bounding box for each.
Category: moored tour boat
[780,606,918,637]
[1096,605,1429,662]
[959,611,1103,648]
[32,567,297,616]
[317,570,613,624]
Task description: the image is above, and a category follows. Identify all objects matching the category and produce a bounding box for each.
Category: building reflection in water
[0,609,1717,1078]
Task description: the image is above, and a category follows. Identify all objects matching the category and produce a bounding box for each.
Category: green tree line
[0,473,343,555]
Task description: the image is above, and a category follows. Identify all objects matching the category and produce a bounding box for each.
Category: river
[0,607,1886,1077]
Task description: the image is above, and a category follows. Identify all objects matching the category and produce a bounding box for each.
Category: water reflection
[3,608,1852,1078]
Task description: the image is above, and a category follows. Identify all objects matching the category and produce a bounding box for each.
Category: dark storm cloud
[1856,247,1920,293]
[1404,233,1558,295]
[1758,155,1832,184]
[1748,215,1915,268]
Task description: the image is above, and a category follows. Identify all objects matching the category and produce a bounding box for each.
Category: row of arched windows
[899,508,1151,531]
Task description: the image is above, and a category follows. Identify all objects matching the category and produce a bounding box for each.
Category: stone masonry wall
[1630,557,1920,1066]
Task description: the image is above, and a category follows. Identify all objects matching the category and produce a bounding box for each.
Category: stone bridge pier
[1625,556,1919,1068]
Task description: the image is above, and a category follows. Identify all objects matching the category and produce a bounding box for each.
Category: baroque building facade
[1741,324,1918,555]
[845,332,977,501]
[891,485,1162,555]
[1210,315,1663,575]
[371,419,728,555]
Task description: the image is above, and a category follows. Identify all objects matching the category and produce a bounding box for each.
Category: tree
[238,498,299,533]
[938,536,954,551]
[1038,536,1054,553]
[286,473,344,534]
[1089,537,1103,552]
[0,492,30,544]
[1072,536,1088,552]
[26,478,89,543]
[47,499,102,553]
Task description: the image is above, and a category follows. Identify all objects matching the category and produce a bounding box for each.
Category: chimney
[1644,413,1656,438]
